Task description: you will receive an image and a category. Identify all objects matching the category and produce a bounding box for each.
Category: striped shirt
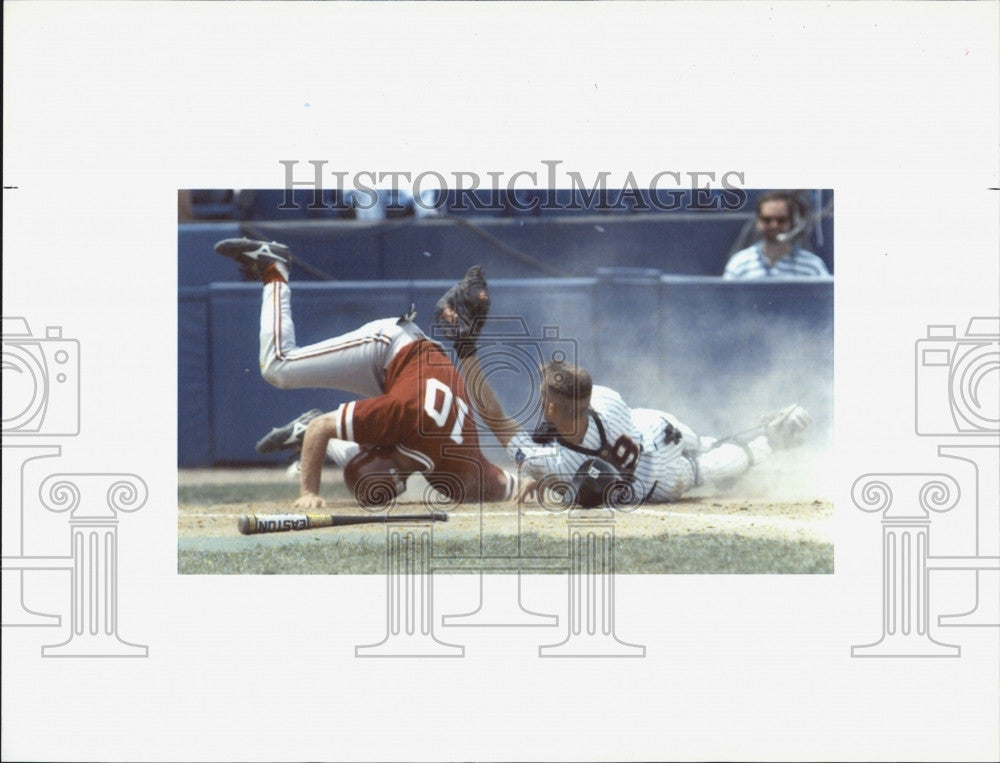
[723,243,830,279]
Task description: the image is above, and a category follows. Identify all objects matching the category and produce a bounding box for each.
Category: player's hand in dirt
[516,478,540,504]
[294,492,328,510]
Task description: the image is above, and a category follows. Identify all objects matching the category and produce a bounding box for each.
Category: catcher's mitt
[434,265,491,359]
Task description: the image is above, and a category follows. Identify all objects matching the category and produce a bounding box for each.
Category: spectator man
[723,191,830,279]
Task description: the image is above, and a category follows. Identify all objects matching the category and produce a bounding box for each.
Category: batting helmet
[343,447,412,508]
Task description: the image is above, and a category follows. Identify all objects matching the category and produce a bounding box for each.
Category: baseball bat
[238,511,448,535]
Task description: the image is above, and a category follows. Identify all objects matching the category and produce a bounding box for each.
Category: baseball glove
[434,265,491,359]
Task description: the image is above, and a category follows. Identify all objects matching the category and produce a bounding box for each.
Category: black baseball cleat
[255,409,323,454]
[214,238,292,281]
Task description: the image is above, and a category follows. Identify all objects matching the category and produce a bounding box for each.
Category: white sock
[325,438,361,467]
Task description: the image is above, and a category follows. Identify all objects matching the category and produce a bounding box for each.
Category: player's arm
[294,413,340,509]
[295,397,408,509]
[458,352,521,448]
[435,265,522,448]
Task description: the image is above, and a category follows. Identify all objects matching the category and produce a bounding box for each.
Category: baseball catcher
[433,266,812,506]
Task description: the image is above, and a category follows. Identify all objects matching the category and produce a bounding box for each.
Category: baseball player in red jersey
[214,238,516,510]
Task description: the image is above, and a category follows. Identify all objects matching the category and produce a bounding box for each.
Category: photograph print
[177,180,834,575]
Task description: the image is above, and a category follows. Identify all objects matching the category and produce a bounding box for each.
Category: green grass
[177,531,832,575]
[179,475,833,575]
[178,481,322,505]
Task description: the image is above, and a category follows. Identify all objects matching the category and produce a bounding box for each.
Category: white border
[4,2,998,761]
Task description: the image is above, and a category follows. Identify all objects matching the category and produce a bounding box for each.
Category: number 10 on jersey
[423,378,470,444]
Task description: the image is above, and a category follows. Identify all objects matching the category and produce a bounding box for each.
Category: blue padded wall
[178,223,243,286]
[178,289,213,467]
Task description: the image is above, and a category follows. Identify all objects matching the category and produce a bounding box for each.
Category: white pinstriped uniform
[631,407,701,501]
[507,386,643,481]
[507,385,770,504]
[634,408,772,501]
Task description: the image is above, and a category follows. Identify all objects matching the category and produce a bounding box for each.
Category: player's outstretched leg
[214,237,412,397]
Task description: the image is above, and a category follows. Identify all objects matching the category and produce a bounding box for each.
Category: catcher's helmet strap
[557,410,610,460]
[557,411,641,477]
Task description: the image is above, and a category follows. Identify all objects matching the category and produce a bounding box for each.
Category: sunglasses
[758,215,790,224]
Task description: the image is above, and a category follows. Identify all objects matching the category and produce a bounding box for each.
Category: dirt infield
[178,460,833,575]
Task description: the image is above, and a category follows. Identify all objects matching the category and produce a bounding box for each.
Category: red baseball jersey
[329,340,514,503]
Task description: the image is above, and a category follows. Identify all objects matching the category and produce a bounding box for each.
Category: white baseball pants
[258,281,424,397]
